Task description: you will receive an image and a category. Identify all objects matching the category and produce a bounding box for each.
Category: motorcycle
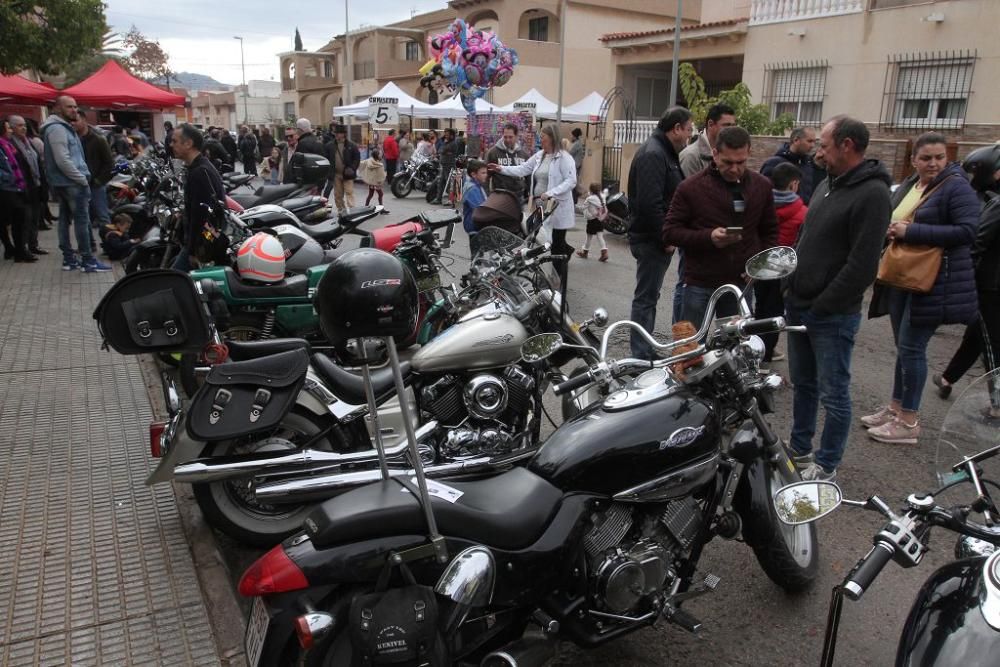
[391,152,440,199]
[235,246,818,665]
[773,367,1000,666]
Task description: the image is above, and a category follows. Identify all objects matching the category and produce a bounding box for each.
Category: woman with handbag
[862,132,980,444]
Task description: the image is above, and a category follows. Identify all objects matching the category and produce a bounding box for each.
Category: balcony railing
[750,0,864,26]
[354,61,375,80]
[613,120,657,147]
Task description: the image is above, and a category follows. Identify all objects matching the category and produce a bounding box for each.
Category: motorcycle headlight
[742,335,766,363]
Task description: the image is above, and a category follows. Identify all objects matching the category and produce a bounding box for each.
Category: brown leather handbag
[876,177,954,294]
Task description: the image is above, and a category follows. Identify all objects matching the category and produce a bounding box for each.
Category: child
[755,161,808,363]
[266,147,280,184]
[102,213,138,261]
[360,148,388,211]
[577,183,609,262]
[462,159,489,247]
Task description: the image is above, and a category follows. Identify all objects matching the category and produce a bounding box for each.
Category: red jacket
[382,135,400,160]
[662,165,778,288]
[776,196,807,246]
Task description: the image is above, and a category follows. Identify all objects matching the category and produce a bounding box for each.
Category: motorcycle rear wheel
[603,217,628,235]
[192,410,342,547]
[740,454,819,593]
[390,173,413,199]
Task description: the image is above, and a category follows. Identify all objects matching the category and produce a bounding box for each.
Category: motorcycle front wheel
[738,453,819,593]
[390,173,413,199]
[192,410,343,547]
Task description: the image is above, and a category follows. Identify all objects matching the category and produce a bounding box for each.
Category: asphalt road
[218,182,979,666]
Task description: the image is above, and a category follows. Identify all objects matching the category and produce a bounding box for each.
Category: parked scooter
[773,367,1000,666]
[235,246,816,665]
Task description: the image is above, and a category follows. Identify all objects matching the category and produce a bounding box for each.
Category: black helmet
[962,143,1000,193]
[314,248,418,345]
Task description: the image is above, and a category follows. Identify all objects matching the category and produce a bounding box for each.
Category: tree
[0,0,106,75]
[294,28,304,51]
[101,28,123,56]
[679,62,795,136]
[122,26,172,82]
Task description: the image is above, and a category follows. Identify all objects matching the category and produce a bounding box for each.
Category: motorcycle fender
[145,429,204,485]
[732,441,773,548]
[294,386,329,418]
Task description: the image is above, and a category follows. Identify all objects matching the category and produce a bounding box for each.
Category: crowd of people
[626,104,1000,482]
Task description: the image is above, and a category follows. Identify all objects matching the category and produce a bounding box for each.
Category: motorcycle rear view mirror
[745,246,798,281]
[521,333,563,363]
[773,481,843,525]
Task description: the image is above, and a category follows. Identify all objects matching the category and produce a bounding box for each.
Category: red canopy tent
[61,60,185,109]
[0,74,58,105]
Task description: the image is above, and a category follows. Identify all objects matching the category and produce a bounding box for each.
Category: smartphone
[725,227,744,235]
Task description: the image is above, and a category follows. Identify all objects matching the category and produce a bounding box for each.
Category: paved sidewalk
[0,239,221,665]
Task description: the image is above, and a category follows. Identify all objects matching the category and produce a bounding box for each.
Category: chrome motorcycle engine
[420,367,535,459]
[584,497,703,615]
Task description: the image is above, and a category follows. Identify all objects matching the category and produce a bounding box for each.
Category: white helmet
[237,232,286,283]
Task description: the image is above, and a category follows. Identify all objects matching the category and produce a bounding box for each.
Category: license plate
[245,597,270,667]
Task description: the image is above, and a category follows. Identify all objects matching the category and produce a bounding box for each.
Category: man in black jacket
[71,113,114,228]
[784,116,892,482]
[323,124,360,213]
[760,127,825,204]
[626,106,692,359]
[219,129,238,164]
[432,128,460,205]
[294,118,325,156]
[170,124,226,272]
[238,125,258,176]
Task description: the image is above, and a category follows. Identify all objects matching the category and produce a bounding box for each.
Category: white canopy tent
[332,81,436,120]
[429,93,500,119]
[561,91,605,123]
[495,88,561,119]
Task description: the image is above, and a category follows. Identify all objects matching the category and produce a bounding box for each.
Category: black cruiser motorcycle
[773,368,1000,666]
[238,246,819,666]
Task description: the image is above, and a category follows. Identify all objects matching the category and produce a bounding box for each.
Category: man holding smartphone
[662,126,777,327]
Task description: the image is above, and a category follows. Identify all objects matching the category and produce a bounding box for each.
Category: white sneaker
[860,405,896,429]
[800,462,837,482]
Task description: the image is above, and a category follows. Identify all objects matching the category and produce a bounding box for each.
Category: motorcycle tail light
[149,421,166,458]
[239,545,309,596]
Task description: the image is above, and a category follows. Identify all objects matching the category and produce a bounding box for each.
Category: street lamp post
[668,0,682,106]
[556,0,567,124]
[234,35,249,126]
[344,0,352,134]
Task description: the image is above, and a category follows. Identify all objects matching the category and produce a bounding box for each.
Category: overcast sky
[103,1,449,85]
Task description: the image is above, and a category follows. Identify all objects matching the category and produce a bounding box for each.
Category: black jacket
[80,129,114,186]
[183,154,226,252]
[220,133,238,161]
[323,138,361,180]
[203,138,232,168]
[974,194,1000,292]
[627,128,684,244]
[760,144,826,205]
[439,138,460,165]
[238,133,257,157]
[297,132,325,157]
[785,159,892,316]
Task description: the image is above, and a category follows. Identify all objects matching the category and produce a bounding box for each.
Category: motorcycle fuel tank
[410,312,528,373]
[528,383,718,497]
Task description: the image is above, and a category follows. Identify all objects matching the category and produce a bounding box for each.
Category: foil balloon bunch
[419,19,519,115]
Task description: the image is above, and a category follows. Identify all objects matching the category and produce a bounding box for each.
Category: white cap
[296,118,312,132]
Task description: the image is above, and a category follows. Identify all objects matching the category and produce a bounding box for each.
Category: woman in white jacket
[488,125,577,264]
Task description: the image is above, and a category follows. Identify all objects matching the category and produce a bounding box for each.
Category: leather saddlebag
[93,269,211,354]
[186,348,309,440]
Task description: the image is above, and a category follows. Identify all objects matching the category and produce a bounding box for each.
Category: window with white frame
[764,62,828,124]
[884,53,976,129]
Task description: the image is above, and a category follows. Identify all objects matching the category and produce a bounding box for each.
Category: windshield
[934,368,1000,499]
[474,226,524,256]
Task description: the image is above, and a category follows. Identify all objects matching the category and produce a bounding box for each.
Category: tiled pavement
[0,237,221,665]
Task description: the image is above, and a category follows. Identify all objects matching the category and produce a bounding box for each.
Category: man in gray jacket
[784,115,891,482]
[41,96,109,272]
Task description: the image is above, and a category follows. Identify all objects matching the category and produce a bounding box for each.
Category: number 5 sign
[368,96,399,127]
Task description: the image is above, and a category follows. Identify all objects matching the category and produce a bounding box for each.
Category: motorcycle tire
[602,216,628,236]
[179,314,266,397]
[738,451,819,593]
[192,410,344,547]
[390,173,413,199]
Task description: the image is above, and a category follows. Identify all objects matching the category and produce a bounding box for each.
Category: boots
[576,248,588,259]
[599,249,609,262]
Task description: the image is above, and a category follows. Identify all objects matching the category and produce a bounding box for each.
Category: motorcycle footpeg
[663,606,703,634]
[666,573,721,605]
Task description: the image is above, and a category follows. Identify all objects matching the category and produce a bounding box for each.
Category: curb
[138,353,249,667]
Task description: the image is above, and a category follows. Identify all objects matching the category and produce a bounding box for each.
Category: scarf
[773,189,799,207]
[11,135,40,186]
[0,138,26,191]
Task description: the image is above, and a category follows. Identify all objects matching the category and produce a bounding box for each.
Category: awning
[428,93,500,119]
[333,81,435,120]
[562,92,605,123]
[495,88,561,119]
[0,74,58,105]
[62,60,185,110]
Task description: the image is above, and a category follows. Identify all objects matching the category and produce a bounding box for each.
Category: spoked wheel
[391,173,413,199]
[192,411,344,547]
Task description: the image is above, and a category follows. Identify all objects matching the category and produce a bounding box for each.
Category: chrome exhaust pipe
[171,421,438,483]
[253,448,536,503]
[480,635,556,667]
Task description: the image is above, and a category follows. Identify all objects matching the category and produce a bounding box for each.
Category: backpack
[595,196,609,223]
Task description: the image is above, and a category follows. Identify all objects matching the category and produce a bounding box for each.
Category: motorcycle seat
[298,218,343,244]
[306,468,563,551]
[310,353,410,405]
[227,338,312,362]
[419,209,461,226]
[223,267,310,300]
[340,206,378,226]
[228,193,259,209]
[280,196,313,212]
[226,174,254,188]
[253,184,300,203]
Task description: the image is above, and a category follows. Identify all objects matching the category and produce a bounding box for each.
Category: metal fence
[879,50,977,131]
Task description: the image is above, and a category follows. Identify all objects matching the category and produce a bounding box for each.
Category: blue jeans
[54,184,93,264]
[787,305,862,472]
[629,241,673,360]
[672,250,685,324]
[888,290,938,412]
[90,183,111,226]
[681,284,742,329]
